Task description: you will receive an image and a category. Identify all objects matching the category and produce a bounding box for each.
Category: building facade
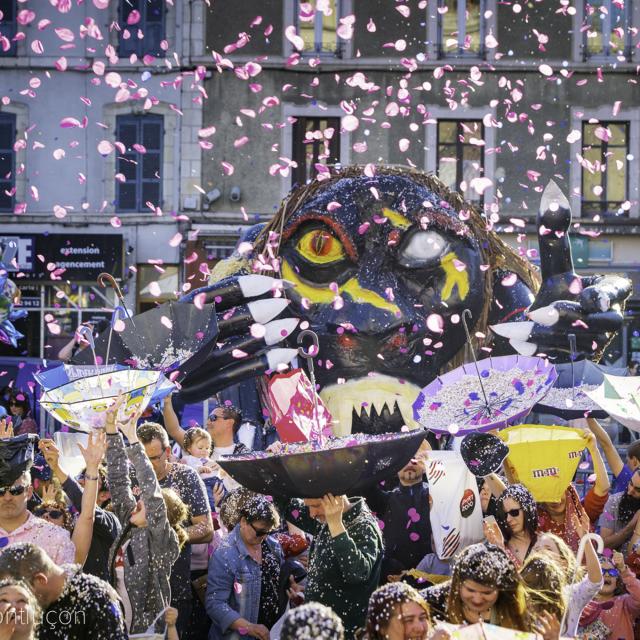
[1,0,639,367]
[199,0,640,366]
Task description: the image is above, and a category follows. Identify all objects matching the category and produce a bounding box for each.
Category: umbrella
[497,424,586,502]
[35,363,175,406]
[217,430,427,499]
[534,359,628,420]
[586,373,640,433]
[412,355,557,436]
[71,300,218,377]
[39,368,167,432]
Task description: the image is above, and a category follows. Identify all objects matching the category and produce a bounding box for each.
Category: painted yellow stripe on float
[382,208,411,229]
[282,260,400,313]
[440,251,469,301]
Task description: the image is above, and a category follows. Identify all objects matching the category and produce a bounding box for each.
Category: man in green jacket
[284,493,383,639]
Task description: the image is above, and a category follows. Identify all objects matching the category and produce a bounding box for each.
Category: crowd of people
[1,386,640,639]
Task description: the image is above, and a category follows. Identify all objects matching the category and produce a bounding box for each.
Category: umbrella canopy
[217,430,426,499]
[534,359,628,419]
[40,368,166,431]
[586,374,640,433]
[35,363,175,406]
[498,424,586,502]
[413,355,557,436]
[71,301,218,377]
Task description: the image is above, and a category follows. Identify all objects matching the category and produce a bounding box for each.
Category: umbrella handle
[569,334,577,400]
[296,330,322,445]
[98,272,135,327]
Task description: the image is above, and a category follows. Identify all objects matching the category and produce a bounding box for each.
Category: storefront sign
[1,234,124,282]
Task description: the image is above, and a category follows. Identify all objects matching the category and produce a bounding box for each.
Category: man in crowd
[38,438,120,582]
[137,421,213,639]
[0,437,75,565]
[365,451,431,582]
[600,468,640,553]
[0,542,127,639]
[163,395,249,460]
[536,428,610,551]
[284,493,383,639]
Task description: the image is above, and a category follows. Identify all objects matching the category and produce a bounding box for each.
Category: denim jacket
[206,525,283,640]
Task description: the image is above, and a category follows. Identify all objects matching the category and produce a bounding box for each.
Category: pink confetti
[427,314,444,333]
[55,27,75,42]
[285,25,304,51]
[97,140,114,155]
[539,64,553,77]
[127,10,141,25]
[60,117,81,128]
[193,293,206,310]
[169,233,183,247]
[221,161,235,176]
[341,115,359,132]
[148,281,162,297]
[161,316,173,330]
[250,323,266,339]
[501,273,518,287]
[17,10,36,26]
[31,40,44,55]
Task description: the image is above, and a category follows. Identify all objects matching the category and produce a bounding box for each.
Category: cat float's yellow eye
[297,229,345,264]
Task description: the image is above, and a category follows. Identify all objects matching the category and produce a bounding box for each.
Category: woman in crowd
[496,484,538,567]
[0,578,40,640]
[206,494,289,640]
[533,511,603,637]
[7,392,37,436]
[519,554,565,640]
[105,398,186,635]
[421,543,530,631]
[360,582,450,640]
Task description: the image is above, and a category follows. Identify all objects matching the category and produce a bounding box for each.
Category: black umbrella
[71,301,218,378]
[534,359,628,419]
[217,430,427,499]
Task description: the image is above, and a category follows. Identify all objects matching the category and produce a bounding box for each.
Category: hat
[460,432,509,477]
[0,434,38,487]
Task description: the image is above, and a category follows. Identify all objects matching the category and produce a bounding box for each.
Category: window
[0,112,15,212]
[581,121,629,217]
[438,0,484,57]
[115,114,163,212]
[588,239,613,262]
[0,0,16,57]
[119,0,165,58]
[436,120,485,204]
[291,116,340,186]
[583,0,632,59]
[297,0,341,56]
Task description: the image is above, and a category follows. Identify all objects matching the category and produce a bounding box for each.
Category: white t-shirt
[562,576,603,636]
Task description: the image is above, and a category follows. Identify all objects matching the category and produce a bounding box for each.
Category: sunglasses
[505,508,522,518]
[249,521,273,537]
[34,508,64,520]
[208,413,224,421]
[603,568,619,578]
[0,485,26,498]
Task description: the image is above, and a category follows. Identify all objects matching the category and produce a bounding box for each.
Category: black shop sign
[1,234,124,282]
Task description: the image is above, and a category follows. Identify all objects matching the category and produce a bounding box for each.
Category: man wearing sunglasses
[0,472,75,565]
[600,469,640,554]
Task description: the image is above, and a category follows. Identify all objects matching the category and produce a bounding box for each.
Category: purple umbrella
[413,354,557,436]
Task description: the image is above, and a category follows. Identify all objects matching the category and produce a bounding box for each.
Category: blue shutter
[115,114,163,212]
[119,0,165,58]
[0,0,17,57]
[0,113,15,212]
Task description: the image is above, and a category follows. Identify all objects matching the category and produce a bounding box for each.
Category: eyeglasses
[603,568,619,578]
[208,413,224,422]
[505,508,522,518]
[0,485,26,498]
[147,450,167,462]
[34,508,64,520]
[249,522,273,537]
[8,402,18,407]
